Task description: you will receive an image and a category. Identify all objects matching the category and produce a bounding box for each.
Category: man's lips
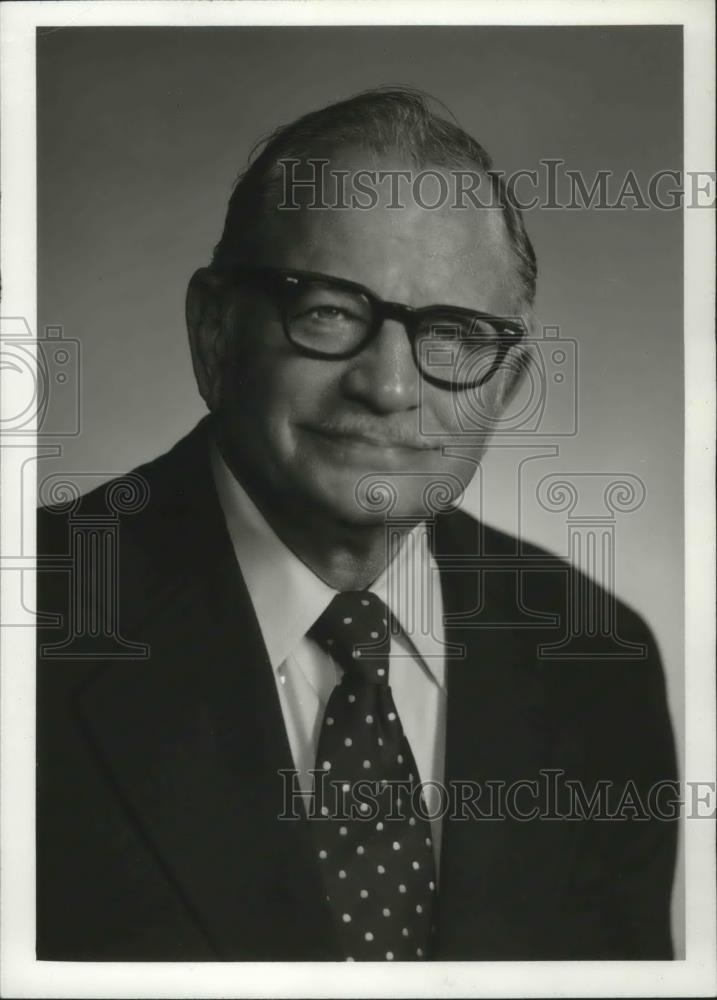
[299,424,440,452]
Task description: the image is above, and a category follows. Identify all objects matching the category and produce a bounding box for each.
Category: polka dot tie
[309,591,436,961]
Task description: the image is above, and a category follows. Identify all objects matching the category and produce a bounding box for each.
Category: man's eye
[300,304,360,324]
[309,306,348,320]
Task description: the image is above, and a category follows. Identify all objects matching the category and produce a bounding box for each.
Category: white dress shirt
[210,442,447,865]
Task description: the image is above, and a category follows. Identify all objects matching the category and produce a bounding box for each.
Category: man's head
[187,88,537,526]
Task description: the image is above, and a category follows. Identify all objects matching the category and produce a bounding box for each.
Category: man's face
[201,154,526,525]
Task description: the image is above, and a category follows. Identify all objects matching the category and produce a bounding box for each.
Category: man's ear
[186,267,229,411]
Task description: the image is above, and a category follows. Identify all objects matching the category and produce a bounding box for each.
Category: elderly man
[36,88,677,962]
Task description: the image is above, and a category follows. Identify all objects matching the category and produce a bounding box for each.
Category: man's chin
[301,469,465,526]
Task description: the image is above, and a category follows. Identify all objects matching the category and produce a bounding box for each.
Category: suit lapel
[76,422,339,959]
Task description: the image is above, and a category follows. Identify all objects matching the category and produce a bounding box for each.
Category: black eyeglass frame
[229,264,527,389]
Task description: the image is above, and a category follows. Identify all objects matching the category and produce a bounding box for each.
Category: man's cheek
[427,383,505,440]
[419,392,465,440]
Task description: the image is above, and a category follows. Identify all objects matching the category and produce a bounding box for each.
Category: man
[36,88,677,961]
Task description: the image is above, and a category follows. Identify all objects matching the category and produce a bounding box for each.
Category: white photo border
[1,1,714,997]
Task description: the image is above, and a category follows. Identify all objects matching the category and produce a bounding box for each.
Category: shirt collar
[210,440,445,687]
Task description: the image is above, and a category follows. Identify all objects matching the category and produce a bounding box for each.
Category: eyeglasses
[231,265,527,389]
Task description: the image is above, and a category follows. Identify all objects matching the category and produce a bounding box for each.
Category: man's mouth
[299,424,440,453]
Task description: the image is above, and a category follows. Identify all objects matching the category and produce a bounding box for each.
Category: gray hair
[211,87,537,305]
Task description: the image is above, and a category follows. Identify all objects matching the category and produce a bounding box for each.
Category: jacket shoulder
[36,418,220,639]
[38,419,211,526]
[437,506,658,647]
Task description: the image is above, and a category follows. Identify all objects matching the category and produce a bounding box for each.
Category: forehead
[254,151,521,312]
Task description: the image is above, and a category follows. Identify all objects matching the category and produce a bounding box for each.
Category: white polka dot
[425,837,431,846]
[402,927,409,936]
[326,717,334,726]
[365,932,374,942]
[377,864,385,874]
[346,956,354,962]
[388,712,396,721]
[339,826,348,836]
[416,904,423,914]
[399,884,407,893]
[360,889,369,898]
[344,737,353,747]
[386,951,394,960]
[320,806,329,816]
[356,845,365,855]
[360,802,369,812]
[409,817,416,826]
[429,881,435,890]
[396,798,403,810]
[416,948,424,957]
[363,759,371,769]
[376,821,384,831]
[412,861,420,870]
[382,618,387,625]
[370,631,379,639]
[338,869,347,879]
[361,599,370,606]
[365,714,373,724]
[377,737,384,746]
[377,668,385,677]
[343,617,353,625]
[318,850,327,859]
[393,841,401,851]
[348,694,356,703]
[352,650,361,659]
[342,913,351,923]
[342,783,350,793]
[397,754,404,763]
[322,760,331,770]
[382,907,391,917]
[327,638,334,646]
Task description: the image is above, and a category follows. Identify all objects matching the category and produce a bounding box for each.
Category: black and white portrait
[0,2,714,997]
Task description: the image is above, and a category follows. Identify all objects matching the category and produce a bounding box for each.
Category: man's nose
[340,319,421,414]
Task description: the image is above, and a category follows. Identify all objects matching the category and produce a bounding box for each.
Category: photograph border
[1,1,714,997]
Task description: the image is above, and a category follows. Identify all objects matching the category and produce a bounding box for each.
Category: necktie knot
[310,591,392,686]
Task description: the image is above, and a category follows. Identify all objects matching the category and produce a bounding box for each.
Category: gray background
[36,25,684,952]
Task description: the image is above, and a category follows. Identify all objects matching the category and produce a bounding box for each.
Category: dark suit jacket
[36,418,678,961]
